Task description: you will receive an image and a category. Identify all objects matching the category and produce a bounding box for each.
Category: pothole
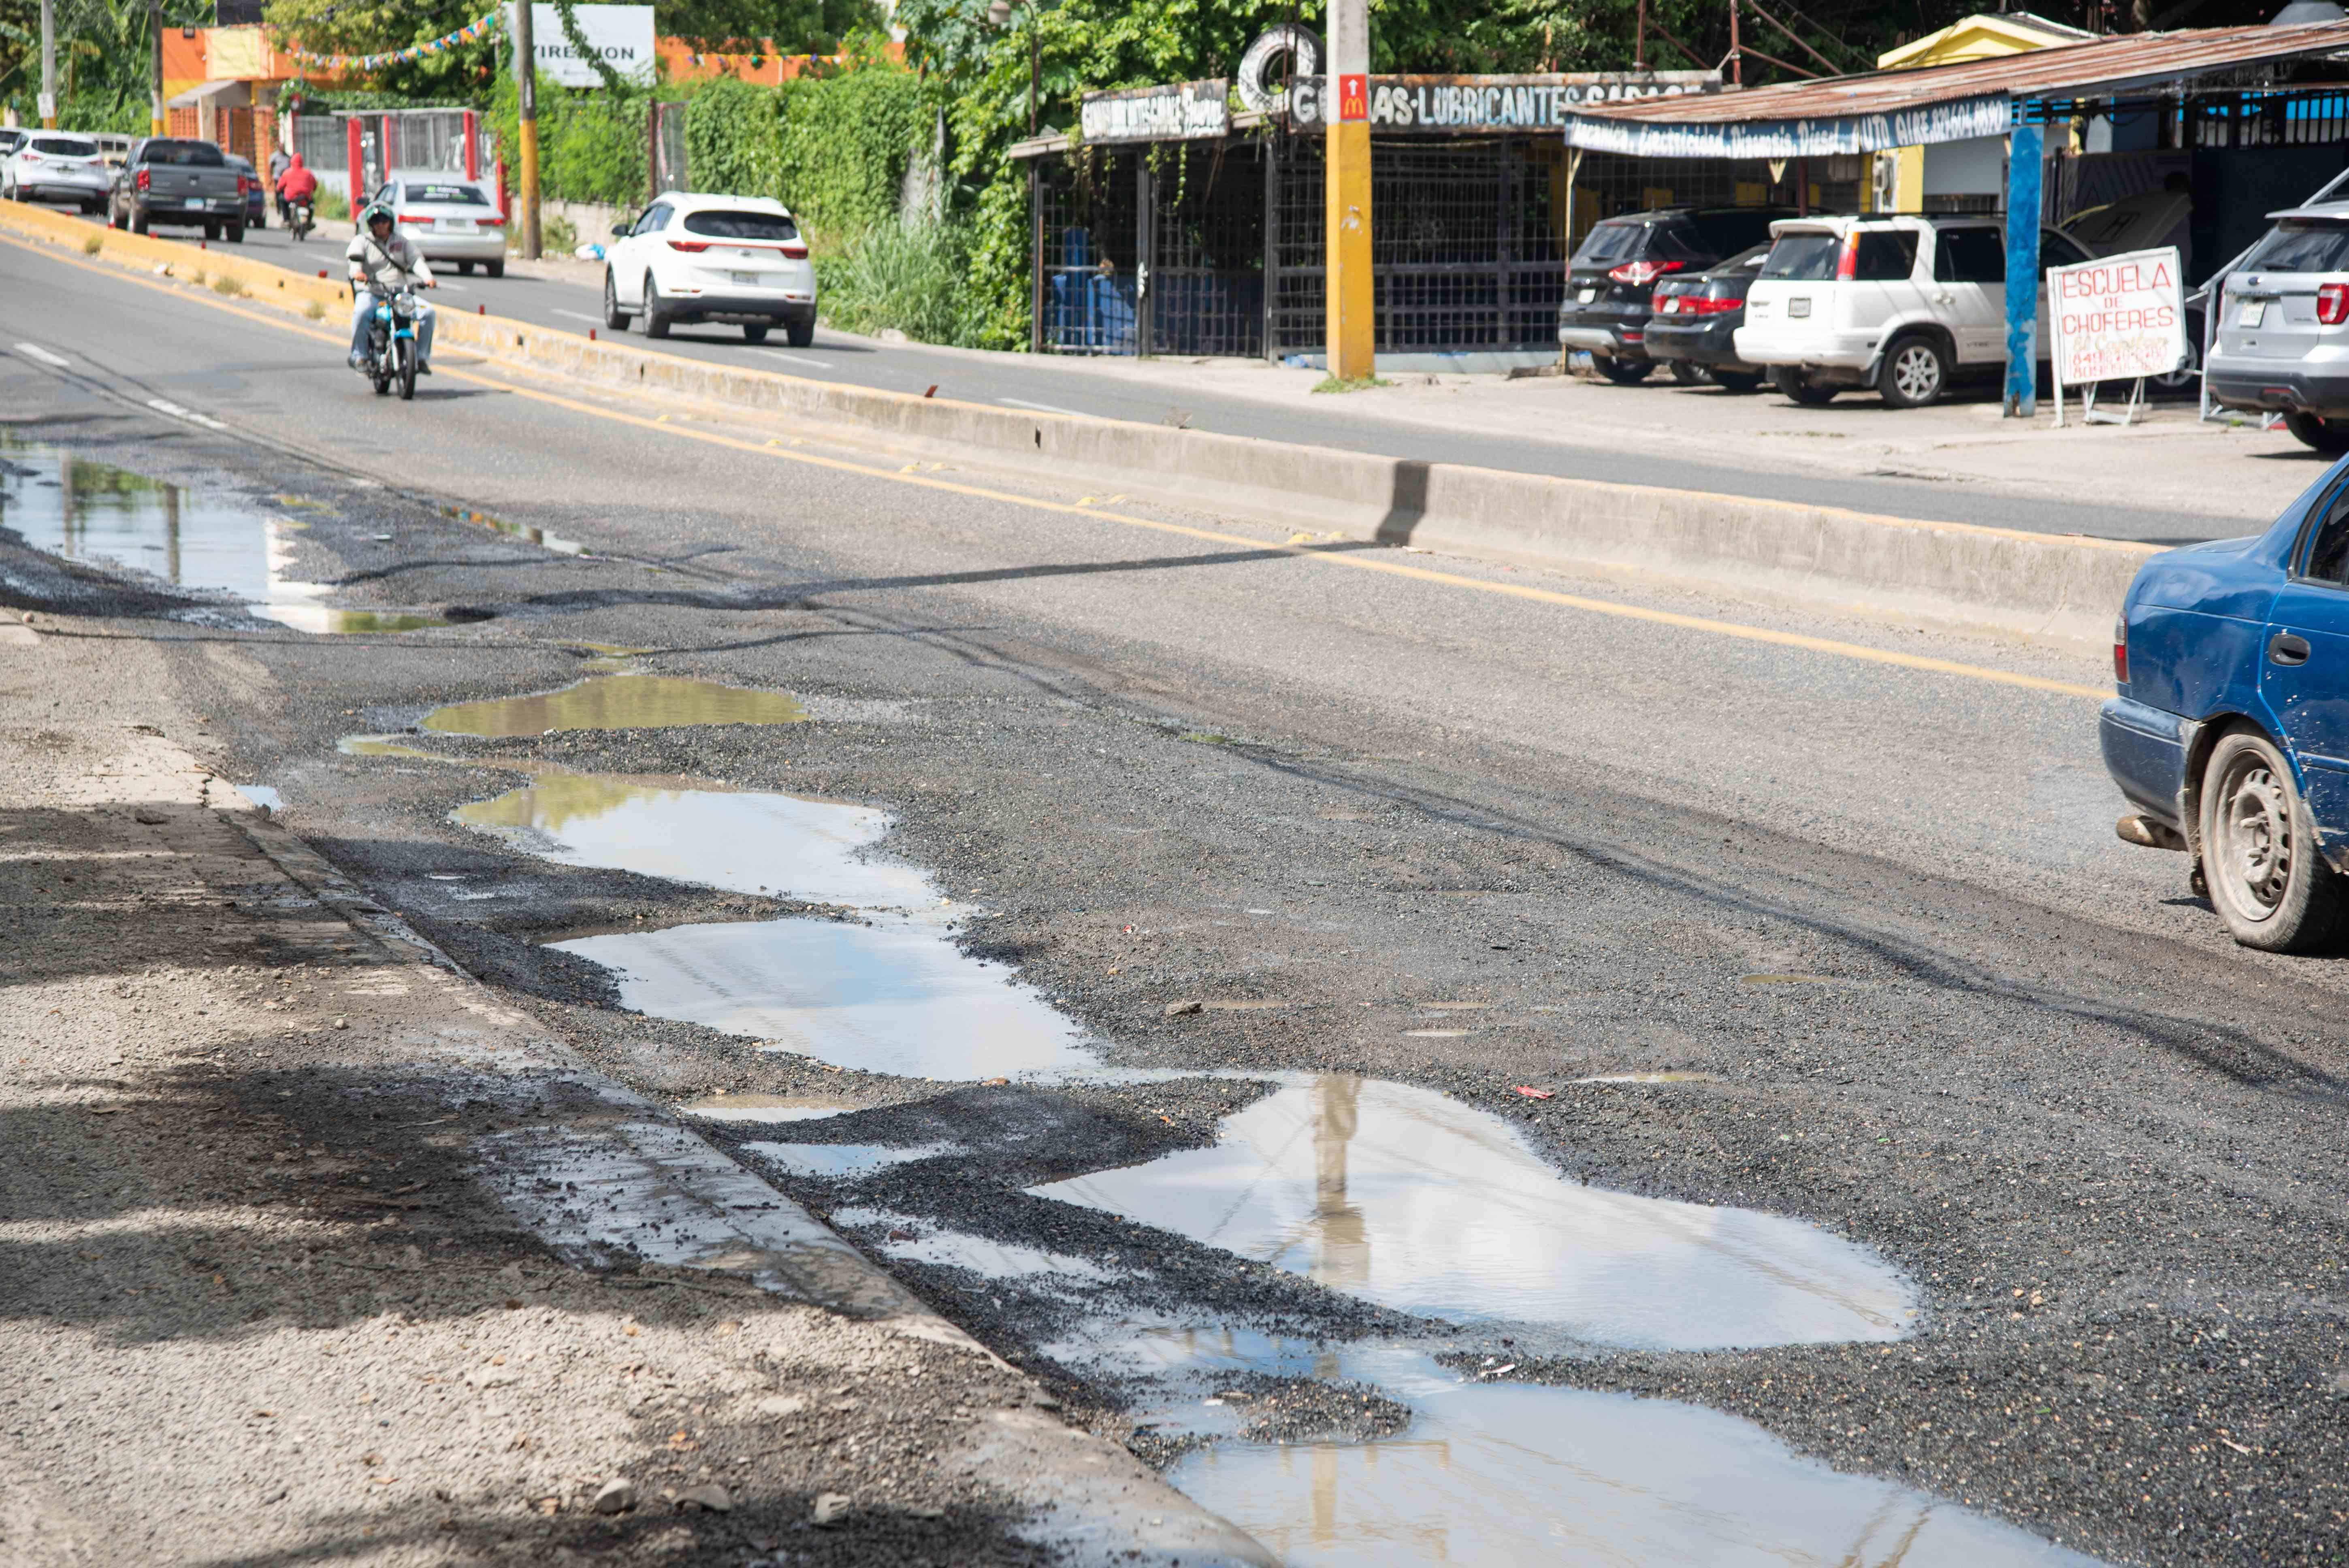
[421,674,809,736]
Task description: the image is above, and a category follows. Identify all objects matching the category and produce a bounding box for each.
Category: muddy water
[423,675,808,737]
[1032,1076,1911,1348]
[0,444,439,631]
[449,777,1099,1080]
[1168,1346,2105,1567]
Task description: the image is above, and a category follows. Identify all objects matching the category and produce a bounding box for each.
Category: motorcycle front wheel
[395,337,416,402]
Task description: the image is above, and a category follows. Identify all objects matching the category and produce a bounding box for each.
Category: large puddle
[450,774,1098,1080]
[1031,1076,1911,1348]
[424,675,809,737]
[0,444,439,632]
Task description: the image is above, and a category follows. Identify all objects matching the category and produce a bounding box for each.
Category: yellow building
[1876,12,2091,213]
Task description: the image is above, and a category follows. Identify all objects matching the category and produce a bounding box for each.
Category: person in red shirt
[275,153,318,225]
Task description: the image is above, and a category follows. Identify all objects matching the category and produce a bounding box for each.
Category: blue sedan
[2104,464,2349,950]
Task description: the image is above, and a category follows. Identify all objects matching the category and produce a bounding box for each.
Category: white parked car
[3,133,113,213]
[599,191,816,345]
[370,173,507,276]
[1735,214,2095,407]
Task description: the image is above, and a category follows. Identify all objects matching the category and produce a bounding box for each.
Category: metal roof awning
[1562,19,2349,158]
[166,79,253,108]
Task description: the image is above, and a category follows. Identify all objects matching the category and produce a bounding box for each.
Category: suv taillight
[667,239,712,253]
[2321,283,2349,326]
[1835,232,1861,281]
[1607,259,1683,287]
[2113,612,2129,685]
[237,174,253,196]
[134,167,149,191]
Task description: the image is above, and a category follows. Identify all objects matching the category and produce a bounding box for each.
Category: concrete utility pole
[38,0,55,128]
[1324,0,1373,381]
[514,1,541,259]
[149,0,164,135]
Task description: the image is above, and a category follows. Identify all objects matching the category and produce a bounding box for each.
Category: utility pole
[514,1,541,259]
[38,0,55,128]
[149,0,163,135]
[1324,0,1373,381]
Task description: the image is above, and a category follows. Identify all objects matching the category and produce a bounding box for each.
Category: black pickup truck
[108,137,251,241]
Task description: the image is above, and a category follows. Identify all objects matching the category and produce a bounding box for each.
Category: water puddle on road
[448,775,1099,1080]
[742,1140,959,1178]
[678,1093,856,1124]
[422,675,808,737]
[0,443,442,631]
[1031,1076,1911,1349]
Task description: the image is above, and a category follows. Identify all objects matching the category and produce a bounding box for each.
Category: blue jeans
[349,291,435,365]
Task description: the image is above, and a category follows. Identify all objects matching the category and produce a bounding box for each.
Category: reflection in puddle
[449,777,1099,1080]
[1171,1348,2105,1568]
[742,1140,958,1178]
[0,444,440,632]
[678,1094,854,1123]
[1031,1077,1911,1349]
[422,675,808,737]
[836,1207,1130,1283]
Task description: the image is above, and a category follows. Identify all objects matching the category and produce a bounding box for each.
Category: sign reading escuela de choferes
[1289,72,1717,133]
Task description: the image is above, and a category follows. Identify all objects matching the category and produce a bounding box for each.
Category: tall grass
[816,221,988,348]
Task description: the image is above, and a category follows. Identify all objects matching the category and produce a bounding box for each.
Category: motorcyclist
[345,201,436,375]
[275,152,316,227]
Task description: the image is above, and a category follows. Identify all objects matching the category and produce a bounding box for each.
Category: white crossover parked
[3,134,113,213]
[370,173,507,275]
[1735,213,2095,407]
[600,191,817,345]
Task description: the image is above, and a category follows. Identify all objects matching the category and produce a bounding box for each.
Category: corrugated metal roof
[1572,19,2349,128]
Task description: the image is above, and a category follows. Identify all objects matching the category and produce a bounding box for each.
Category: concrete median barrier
[3,200,2154,646]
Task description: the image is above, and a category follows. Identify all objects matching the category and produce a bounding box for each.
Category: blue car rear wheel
[2200,728,2343,952]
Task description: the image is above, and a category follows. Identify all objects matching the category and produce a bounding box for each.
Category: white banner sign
[1080,81,1230,143]
[515,4,654,88]
[2050,245,2186,386]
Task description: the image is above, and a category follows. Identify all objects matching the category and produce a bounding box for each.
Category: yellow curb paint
[0,224,2110,703]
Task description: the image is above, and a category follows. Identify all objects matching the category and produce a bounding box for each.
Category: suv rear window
[139,140,224,167]
[2245,221,2349,274]
[1571,221,1647,267]
[405,183,489,206]
[29,137,96,157]
[1852,231,1918,281]
[1761,233,1840,281]
[1935,227,2006,283]
[682,210,800,241]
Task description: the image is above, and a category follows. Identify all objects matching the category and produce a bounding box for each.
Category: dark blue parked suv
[2104,460,2349,950]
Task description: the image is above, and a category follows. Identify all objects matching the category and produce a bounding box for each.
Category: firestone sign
[514,4,654,89]
[1291,72,1718,133]
[2050,247,2187,385]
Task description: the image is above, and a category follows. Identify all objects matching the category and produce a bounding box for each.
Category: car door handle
[2270,632,2313,666]
[1932,292,1954,304]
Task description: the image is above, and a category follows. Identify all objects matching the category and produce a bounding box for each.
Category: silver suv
[2206,203,2349,453]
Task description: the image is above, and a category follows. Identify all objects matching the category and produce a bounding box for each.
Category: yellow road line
[3,230,2111,702]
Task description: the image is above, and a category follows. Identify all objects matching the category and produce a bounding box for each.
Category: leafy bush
[316,188,350,222]
[488,70,664,207]
[816,219,987,347]
[542,213,579,254]
[679,49,920,240]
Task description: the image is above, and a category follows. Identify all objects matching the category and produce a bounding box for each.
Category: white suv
[1735,215,2094,407]
[601,191,818,347]
[2,133,113,213]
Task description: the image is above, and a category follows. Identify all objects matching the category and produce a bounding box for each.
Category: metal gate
[1038,151,1144,354]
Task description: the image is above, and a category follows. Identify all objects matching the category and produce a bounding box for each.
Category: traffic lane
[0,232,2225,972]
[47,201,2235,545]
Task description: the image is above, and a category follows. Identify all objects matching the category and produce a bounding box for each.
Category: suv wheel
[601,268,631,331]
[1879,333,1949,409]
[1667,361,1712,387]
[1594,354,1654,385]
[2200,727,2343,951]
[1773,367,1838,406]
[2285,411,2349,455]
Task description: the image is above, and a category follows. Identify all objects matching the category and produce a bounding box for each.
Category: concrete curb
[1,201,2156,646]
[211,797,1273,1567]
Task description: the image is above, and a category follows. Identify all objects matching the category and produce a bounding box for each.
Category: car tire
[486,260,505,279]
[2199,727,2344,952]
[787,317,814,348]
[2153,320,2202,392]
[457,260,473,276]
[1667,360,1712,387]
[225,221,244,244]
[1594,354,1654,385]
[1714,371,1766,394]
[1773,367,1838,405]
[130,207,148,236]
[109,201,125,231]
[642,275,671,339]
[395,336,416,402]
[601,270,631,331]
[2285,411,2349,455]
[742,322,770,343]
[84,198,104,216]
[1878,332,1949,409]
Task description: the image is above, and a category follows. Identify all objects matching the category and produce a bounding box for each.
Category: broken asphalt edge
[127,757,1277,1568]
[0,201,2142,652]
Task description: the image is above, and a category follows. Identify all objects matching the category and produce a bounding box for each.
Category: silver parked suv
[2205,202,2349,453]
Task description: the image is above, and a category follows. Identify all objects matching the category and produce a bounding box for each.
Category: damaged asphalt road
[5,250,2349,1568]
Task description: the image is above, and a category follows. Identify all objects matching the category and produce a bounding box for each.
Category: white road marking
[550,309,603,326]
[759,351,834,370]
[997,396,1089,417]
[145,397,229,432]
[13,342,70,368]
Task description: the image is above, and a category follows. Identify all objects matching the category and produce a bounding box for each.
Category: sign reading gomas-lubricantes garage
[1290,72,1718,132]
[1080,81,1232,144]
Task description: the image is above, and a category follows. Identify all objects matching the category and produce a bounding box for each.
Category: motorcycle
[287,198,313,243]
[355,285,422,401]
